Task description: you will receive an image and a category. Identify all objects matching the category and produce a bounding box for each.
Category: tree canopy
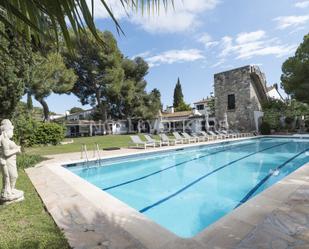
[0,27,30,119]
[110,57,162,120]
[281,33,309,104]
[173,78,191,111]
[63,30,161,122]
[69,107,85,114]
[63,30,124,121]
[27,52,77,121]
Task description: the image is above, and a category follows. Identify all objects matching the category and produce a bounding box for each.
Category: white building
[266,84,284,101]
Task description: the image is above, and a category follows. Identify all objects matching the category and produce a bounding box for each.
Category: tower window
[227,94,235,110]
[196,104,204,110]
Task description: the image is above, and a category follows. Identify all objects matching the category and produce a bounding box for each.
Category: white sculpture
[0,119,24,204]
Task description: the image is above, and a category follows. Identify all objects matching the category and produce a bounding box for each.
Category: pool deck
[26,136,309,249]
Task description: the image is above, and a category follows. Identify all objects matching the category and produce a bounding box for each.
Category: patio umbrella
[224,113,229,131]
[137,120,142,133]
[204,112,210,131]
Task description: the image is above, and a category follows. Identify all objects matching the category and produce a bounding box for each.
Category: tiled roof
[194,99,210,104]
[161,110,192,118]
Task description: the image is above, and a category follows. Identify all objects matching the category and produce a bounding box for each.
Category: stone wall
[214,65,266,132]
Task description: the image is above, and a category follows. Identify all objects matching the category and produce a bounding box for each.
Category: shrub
[31,122,65,145]
[263,111,280,130]
[285,116,294,125]
[17,154,45,169]
[305,119,309,132]
[13,116,39,148]
[260,122,271,135]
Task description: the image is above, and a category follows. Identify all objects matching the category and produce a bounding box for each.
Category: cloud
[235,30,266,44]
[86,0,127,19]
[274,15,309,29]
[295,0,309,8]
[131,51,152,59]
[143,49,205,67]
[197,33,219,48]
[88,0,220,33]
[204,30,297,61]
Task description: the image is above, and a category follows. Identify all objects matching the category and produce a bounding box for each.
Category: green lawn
[26,134,133,155]
[26,134,162,156]
[0,156,70,249]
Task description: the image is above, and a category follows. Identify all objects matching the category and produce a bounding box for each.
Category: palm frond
[0,0,174,50]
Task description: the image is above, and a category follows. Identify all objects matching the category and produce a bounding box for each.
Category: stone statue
[0,119,24,204]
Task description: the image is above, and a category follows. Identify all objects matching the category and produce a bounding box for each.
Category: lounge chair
[207,130,223,140]
[192,133,207,142]
[214,130,230,139]
[144,135,163,147]
[159,134,180,145]
[172,132,188,143]
[129,135,156,149]
[233,130,247,138]
[182,132,199,143]
[199,131,214,141]
[220,130,237,138]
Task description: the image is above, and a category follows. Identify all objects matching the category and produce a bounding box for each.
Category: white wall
[267,89,283,101]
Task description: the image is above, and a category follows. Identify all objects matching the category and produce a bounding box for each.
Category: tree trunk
[37,98,50,122]
[26,92,33,110]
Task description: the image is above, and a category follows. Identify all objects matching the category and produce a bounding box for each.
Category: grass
[26,134,160,156]
[0,155,70,249]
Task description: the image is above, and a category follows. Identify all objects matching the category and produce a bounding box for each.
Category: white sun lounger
[182,132,199,143]
[144,135,164,147]
[199,131,214,141]
[192,132,207,142]
[207,130,223,140]
[159,134,180,145]
[220,130,237,138]
[173,132,189,143]
[129,135,156,149]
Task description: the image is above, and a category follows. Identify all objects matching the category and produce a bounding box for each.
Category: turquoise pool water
[67,137,309,238]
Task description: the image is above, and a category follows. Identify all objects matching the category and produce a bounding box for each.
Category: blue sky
[30,0,309,114]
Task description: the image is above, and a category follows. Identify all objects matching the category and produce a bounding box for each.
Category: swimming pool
[66,137,309,238]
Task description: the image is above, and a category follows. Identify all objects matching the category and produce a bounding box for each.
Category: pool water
[67,137,309,238]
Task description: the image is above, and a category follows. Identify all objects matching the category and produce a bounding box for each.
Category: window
[196,104,204,110]
[227,94,235,110]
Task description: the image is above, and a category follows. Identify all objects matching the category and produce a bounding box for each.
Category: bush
[31,122,65,145]
[285,116,294,125]
[13,116,39,148]
[17,154,45,169]
[260,122,271,135]
[263,111,280,130]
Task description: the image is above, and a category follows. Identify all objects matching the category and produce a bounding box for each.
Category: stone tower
[214,65,268,132]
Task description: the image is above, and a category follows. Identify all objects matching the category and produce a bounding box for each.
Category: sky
[29,0,309,114]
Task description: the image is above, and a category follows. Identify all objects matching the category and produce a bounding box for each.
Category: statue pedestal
[0,196,24,205]
[0,190,24,205]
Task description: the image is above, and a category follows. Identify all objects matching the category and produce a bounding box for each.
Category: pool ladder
[81,143,102,167]
[93,143,102,166]
[81,144,89,165]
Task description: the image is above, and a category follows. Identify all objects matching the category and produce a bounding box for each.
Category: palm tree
[0,0,172,51]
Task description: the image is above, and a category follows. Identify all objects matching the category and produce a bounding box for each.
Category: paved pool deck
[26,136,309,249]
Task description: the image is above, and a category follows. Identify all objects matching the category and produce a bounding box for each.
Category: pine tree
[63,30,124,121]
[281,33,309,104]
[173,78,191,111]
[173,78,184,108]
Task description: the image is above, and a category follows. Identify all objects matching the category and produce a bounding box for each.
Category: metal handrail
[81,144,89,165]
